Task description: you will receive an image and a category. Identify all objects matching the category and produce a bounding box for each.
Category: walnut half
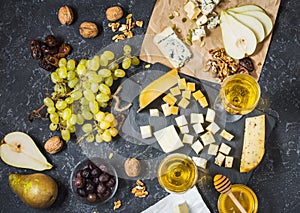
[58,6,74,25]
[44,136,64,154]
[79,22,99,38]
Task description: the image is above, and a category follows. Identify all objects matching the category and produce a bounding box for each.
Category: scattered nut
[44,136,63,154]
[135,20,143,27]
[113,200,122,211]
[58,6,74,25]
[124,158,141,177]
[79,22,98,38]
[131,180,148,198]
[106,6,124,22]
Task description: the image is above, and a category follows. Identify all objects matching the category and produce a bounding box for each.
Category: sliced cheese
[207,143,219,156]
[173,201,189,213]
[161,103,172,117]
[175,115,188,127]
[200,131,215,146]
[215,152,226,166]
[225,156,234,168]
[191,140,204,154]
[138,69,179,112]
[192,156,207,169]
[205,108,215,122]
[219,143,231,155]
[220,129,234,141]
[182,134,194,144]
[140,125,152,139]
[163,93,177,106]
[192,123,204,134]
[240,115,265,173]
[192,90,205,100]
[198,96,208,108]
[182,90,191,100]
[186,82,196,92]
[170,106,179,115]
[178,78,187,90]
[149,109,159,117]
[170,86,181,96]
[190,113,204,124]
[178,98,190,109]
[206,122,220,134]
[154,125,184,153]
[179,125,189,134]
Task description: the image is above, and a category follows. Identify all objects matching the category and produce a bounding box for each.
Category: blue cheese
[154,27,192,68]
[196,15,208,26]
[225,156,234,168]
[191,26,206,41]
[201,3,215,15]
[207,16,219,30]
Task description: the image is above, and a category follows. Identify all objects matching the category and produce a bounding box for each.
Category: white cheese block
[170,86,181,96]
[154,27,192,68]
[192,156,207,169]
[192,123,204,134]
[190,113,204,124]
[240,115,265,173]
[140,125,152,139]
[219,143,231,155]
[182,134,194,144]
[175,115,188,127]
[184,1,196,20]
[207,143,219,156]
[206,122,220,134]
[225,156,234,168]
[215,152,226,166]
[182,90,191,100]
[205,108,215,122]
[173,201,189,213]
[149,109,159,117]
[178,98,190,109]
[200,131,215,146]
[178,78,187,90]
[191,140,204,154]
[220,129,234,141]
[179,125,189,134]
[161,103,171,117]
[154,125,184,153]
[196,15,208,26]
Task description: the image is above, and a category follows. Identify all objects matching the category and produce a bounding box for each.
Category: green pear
[227,4,265,13]
[9,173,58,209]
[0,132,53,171]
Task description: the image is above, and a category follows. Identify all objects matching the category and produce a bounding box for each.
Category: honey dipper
[214,174,247,213]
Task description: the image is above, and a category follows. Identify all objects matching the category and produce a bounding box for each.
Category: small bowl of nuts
[70,157,118,205]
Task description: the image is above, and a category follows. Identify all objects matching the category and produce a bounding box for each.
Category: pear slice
[228,4,265,13]
[220,11,257,59]
[227,11,265,42]
[0,132,53,171]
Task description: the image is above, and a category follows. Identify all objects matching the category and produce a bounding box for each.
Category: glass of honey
[218,184,258,213]
[157,153,198,193]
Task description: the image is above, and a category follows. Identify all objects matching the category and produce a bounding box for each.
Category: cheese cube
[190,113,204,124]
[215,152,226,166]
[219,143,231,155]
[178,98,190,108]
[191,140,204,154]
[198,96,208,108]
[153,125,184,153]
[179,125,189,134]
[175,115,188,127]
[140,125,152,139]
[173,201,189,213]
[225,156,234,168]
[206,122,220,134]
[220,129,234,141]
[161,103,171,116]
[192,123,204,134]
[170,106,179,115]
[192,156,207,169]
[163,93,177,106]
[207,143,219,156]
[149,109,159,117]
[170,86,181,96]
[178,78,187,89]
[182,90,191,100]
[187,82,196,92]
[192,90,204,100]
[200,131,215,146]
[205,108,215,122]
[182,134,194,144]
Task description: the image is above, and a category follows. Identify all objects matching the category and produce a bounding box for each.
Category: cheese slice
[138,69,179,112]
[192,156,207,169]
[173,201,189,213]
[240,115,265,173]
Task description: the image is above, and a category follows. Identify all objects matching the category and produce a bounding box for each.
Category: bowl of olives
[70,157,118,204]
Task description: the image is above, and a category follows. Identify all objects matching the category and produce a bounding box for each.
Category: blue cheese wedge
[240,115,265,172]
[191,140,204,154]
[191,26,206,41]
[154,27,192,68]
[192,156,207,169]
[154,125,184,153]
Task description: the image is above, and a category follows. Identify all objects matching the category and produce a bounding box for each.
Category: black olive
[45,35,58,47]
[239,57,254,72]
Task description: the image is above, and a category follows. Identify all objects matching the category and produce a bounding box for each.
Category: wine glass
[214,74,261,123]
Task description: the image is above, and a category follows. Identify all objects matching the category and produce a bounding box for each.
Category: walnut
[106,6,124,22]
[58,6,74,25]
[79,22,98,38]
[124,158,141,177]
[44,136,64,154]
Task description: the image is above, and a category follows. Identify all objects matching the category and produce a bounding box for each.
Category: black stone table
[0,0,299,212]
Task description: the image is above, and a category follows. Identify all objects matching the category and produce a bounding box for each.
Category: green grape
[90,83,99,93]
[82,110,93,120]
[98,69,112,78]
[79,59,87,65]
[65,97,73,104]
[83,89,95,101]
[104,113,115,123]
[49,123,58,131]
[101,130,112,142]
[103,51,115,61]
[123,44,132,54]
[122,57,131,69]
[68,114,77,125]
[82,123,93,133]
[61,129,71,141]
[98,102,108,108]
[80,97,89,105]
[47,106,56,114]
[87,71,99,83]
[99,83,111,95]
[100,54,109,66]
[109,127,118,137]
[112,75,118,81]
[131,56,140,66]
[68,77,79,89]
[93,74,103,83]
[86,134,95,143]
[96,93,110,103]
[54,84,65,94]
[82,81,91,90]
[81,104,89,112]
[99,120,110,130]
[95,133,103,143]
[59,58,67,67]
[114,69,126,78]
[68,125,76,133]
[77,114,85,125]
[51,72,62,84]
[58,66,68,79]
[88,55,100,71]
[89,100,99,114]
[108,62,119,71]
[67,71,76,80]
[70,90,83,101]
[67,59,76,71]
[62,108,72,120]
[43,97,54,107]
[51,92,57,99]
[104,76,113,87]
[76,64,86,76]
[55,100,68,110]
[50,113,59,124]
[94,111,105,122]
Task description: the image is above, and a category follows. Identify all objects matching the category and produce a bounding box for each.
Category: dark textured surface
[0,0,299,213]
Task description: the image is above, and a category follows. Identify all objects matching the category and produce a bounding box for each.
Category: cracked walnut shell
[106,6,124,22]
[58,6,74,25]
[79,22,98,38]
[44,136,63,154]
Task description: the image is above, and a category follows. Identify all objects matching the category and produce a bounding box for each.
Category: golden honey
[218,184,258,213]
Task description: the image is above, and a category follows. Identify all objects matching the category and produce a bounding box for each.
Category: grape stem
[28,104,46,122]
[112,86,132,112]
